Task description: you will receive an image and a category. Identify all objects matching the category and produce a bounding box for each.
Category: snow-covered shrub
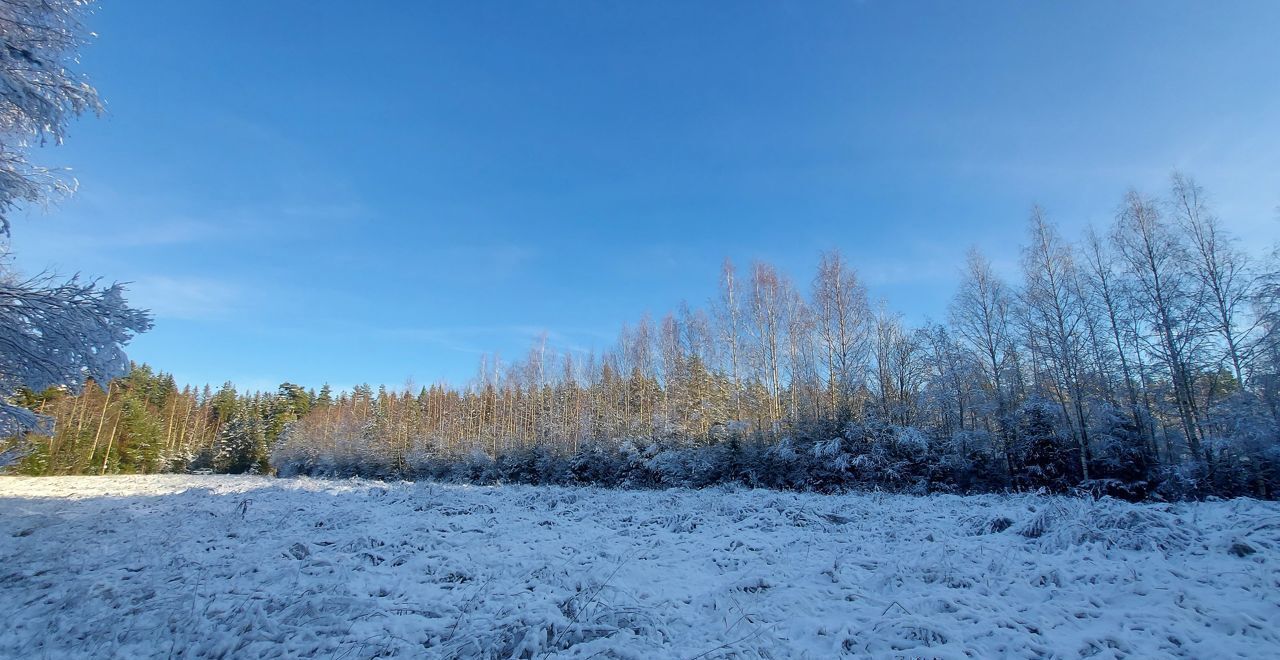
[1010,401,1081,493]
[567,442,653,487]
[457,448,498,484]
[492,445,571,485]
[1197,393,1280,499]
[937,429,1003,492]
[756,436,810,490]
[1086,406,1157,501]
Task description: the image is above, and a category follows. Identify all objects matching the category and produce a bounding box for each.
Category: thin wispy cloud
[373,324,608,359]
[125,276,240,321]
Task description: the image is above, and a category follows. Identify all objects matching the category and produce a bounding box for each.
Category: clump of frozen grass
[433,575,661,658]
[1033,497,1194,553]
[953,494,1197,554]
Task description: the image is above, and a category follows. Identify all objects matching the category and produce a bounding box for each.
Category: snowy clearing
[1,477,1278,659]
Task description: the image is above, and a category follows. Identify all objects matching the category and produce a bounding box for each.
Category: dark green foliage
[110,397,164,473]
[214,401,268,474]
[1086,410,1157,501]
[3,367,315,477]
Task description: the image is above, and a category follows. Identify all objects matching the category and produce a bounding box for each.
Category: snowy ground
[0,477,1277,659]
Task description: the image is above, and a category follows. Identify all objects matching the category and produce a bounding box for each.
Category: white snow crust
[1,476,1277,658]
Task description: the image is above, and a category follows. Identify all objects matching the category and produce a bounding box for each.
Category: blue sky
[10,0,1280,393]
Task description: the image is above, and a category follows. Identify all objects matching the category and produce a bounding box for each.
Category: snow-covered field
[0,477,1277,659]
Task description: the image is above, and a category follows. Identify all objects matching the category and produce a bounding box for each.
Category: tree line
[7,173,1279,499]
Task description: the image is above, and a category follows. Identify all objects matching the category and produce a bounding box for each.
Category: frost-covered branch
[0,267,151,436]
[0,0,101,235]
